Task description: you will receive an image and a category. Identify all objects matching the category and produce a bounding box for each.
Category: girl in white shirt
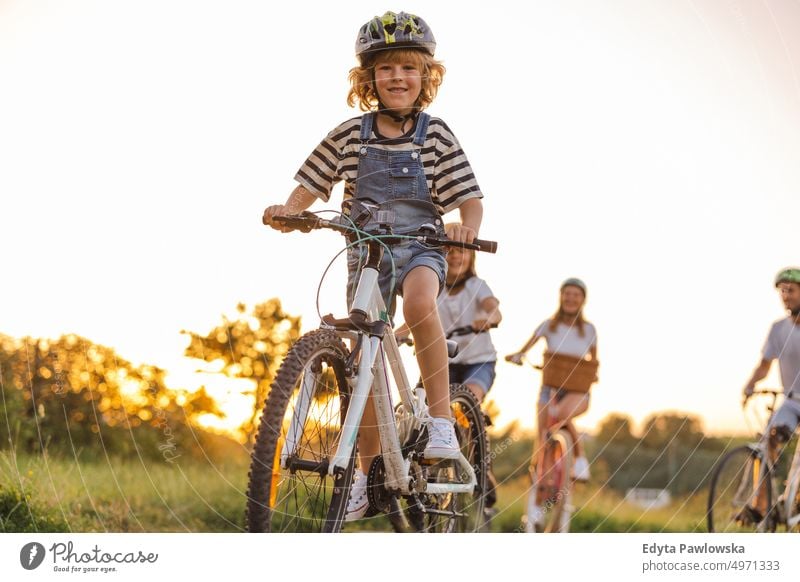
[507,278,598,482]
[436,245,502,403]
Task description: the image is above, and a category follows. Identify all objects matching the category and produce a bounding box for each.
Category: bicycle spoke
[247,331,353,532]
[708,446,771,533]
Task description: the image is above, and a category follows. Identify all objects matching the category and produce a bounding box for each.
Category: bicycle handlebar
[446,323,498,339]
[751,388,783,396]
[504,354,543,370]
[741,388,783,408]
[269,213,498,254]
[397,323,498,347]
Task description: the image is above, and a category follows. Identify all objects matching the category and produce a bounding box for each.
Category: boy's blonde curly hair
[347,49,445,112]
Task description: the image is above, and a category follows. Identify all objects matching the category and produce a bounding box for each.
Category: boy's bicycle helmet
[775,267,800,287]
[355,11,436,62]
[561,277,588,295]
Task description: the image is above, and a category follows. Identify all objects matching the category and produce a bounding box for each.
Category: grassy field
[0,449,250,532]
[487,475,708,533]
[1,448,710,533]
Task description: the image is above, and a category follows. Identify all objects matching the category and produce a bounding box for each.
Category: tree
[639,413,704,450]
[183,299,302,442]
[595,413,637,447]
[0,333,222,459]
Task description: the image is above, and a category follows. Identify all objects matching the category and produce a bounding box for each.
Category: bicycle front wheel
[246,330,353,532]
[707,445,771,533]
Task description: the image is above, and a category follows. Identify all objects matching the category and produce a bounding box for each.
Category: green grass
[487,474,709,533]
[0,448,250,532]
[1,447,712,533]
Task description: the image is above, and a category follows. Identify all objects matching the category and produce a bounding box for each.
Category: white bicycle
[246,212,497,532]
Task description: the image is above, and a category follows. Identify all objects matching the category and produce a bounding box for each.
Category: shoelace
[428,419,455,445]
[348,474,367,502]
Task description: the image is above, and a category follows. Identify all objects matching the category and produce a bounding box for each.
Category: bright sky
[1,0,799,436]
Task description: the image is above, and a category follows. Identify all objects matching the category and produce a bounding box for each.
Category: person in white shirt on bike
[507,278,598,482]
[741,267,800,523]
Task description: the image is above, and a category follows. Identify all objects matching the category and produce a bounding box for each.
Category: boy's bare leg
[402,267,449,418]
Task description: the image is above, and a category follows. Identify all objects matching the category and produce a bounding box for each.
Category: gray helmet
[775,267,800,287]
[355,11,436,62]
[561,277,587,295]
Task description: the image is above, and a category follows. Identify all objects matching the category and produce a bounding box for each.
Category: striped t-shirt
[294,114,483,214]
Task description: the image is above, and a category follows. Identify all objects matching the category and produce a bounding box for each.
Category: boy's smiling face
[373,55,423,116]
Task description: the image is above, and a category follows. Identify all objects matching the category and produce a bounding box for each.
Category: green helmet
[355,11,436,63]
[561,277,587,295]
[775,267,800,287]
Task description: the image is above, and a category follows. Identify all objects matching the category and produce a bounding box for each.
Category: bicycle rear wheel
[707,445,771,533]
[537,430,573,533]
[412,384,489,532]
[246,330,353,532]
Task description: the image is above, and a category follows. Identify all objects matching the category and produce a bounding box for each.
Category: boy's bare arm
[447,198,483,243]
[263,185,319,231]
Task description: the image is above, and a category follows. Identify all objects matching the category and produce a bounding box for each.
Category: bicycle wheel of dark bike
[408,384,489,532]
[707,445,772,533]
[246,330,354,532]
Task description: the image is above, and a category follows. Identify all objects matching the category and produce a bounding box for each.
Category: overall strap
[360,112,374,142]
[413,113,430,146]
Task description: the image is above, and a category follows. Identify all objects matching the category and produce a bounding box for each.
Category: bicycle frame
[759,393,800,529]
[737,391,800,531]
[281,241,477,497]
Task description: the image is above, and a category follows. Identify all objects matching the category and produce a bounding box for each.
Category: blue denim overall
[346,112,446,316]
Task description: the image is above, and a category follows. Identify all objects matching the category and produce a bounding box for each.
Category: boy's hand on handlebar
[262,205,293,232]
[445,223,476,244]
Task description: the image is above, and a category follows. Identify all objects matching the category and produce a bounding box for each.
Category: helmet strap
[376,101,418,125]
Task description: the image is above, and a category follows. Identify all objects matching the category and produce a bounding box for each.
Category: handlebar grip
[474,238,498,254]
[271,213,319,232]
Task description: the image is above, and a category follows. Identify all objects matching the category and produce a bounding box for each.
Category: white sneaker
[344,469,368,521]
[424,417,460,460]
[558,503,574,532]
[524,505,544,533]
[573,456,590,482]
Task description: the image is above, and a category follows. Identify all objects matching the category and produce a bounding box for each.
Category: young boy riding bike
[262,11,486,520]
